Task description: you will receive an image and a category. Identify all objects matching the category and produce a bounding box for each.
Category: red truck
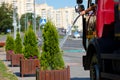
[75,0,120,80]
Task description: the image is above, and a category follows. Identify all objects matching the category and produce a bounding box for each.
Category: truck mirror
[75,4,85,13]
[76,0,83,4]
[79,5,85,11]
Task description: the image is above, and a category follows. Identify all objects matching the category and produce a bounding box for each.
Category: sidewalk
[0,49,36,80]
[0,47,90,80]
[63,49,90,80]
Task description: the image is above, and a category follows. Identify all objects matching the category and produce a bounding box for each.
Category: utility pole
[18,0,21,33]
[25,13,27,31]
[33,0,36,34]
[12,0,17,39]
[18,15,21,33]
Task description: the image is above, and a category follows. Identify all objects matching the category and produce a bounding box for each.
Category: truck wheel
[112,60,120,74]
[90,55,100,80]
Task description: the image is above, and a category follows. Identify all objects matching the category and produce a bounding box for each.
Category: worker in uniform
[80,3,97,38]
[80,4,97,16]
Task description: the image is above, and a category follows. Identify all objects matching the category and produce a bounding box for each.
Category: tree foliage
[14,32,22,54]
[5,34,14,51]
[23,25,39,59]
[20,13,32,31]
[0,2,13,34]
[40,20,65,70]
[20,13,41,31]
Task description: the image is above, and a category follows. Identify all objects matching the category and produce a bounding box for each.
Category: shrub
[40,20,65,70]
[5,34,14,51]
[14,32,22,54]
[23,25,39,59]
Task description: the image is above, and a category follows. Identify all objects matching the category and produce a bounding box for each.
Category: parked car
[73,31,80,38]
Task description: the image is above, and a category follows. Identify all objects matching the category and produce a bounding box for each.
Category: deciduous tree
[0,3,13,34]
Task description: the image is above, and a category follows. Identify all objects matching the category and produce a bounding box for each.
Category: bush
[14,32,22,54]
[23,25,39,59]
[40,20,65,70]
[5,34,14,51]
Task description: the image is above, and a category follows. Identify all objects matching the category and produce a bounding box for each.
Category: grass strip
[0,60,18,80]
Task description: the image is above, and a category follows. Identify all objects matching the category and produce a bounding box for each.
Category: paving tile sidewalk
[0,51,36,80]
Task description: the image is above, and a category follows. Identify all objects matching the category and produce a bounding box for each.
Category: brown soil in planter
[36,66,70,80]
[20,59,40,77]
[11,54,24,67]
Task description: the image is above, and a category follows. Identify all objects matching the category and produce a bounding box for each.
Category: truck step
[101,54,120,60]
[101,72,120,80]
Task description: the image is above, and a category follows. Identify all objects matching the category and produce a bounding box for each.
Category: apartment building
[0,0,12,5]
[36,3,82,31]
[0,0,82,31]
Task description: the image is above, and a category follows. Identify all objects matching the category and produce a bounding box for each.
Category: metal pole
[25,14,27,31]
[27,15,28,30]
[34,0,36,34]
[18,17,21,33]
[13,0,17,39]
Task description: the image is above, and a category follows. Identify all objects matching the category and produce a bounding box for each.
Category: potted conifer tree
[5,34,14,61]
[36,20,70,80]
[20,25,40,77]
[11,32,24,67]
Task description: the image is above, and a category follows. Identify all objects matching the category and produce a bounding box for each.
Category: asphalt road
[62,39,83,49]
[62,38,90,80]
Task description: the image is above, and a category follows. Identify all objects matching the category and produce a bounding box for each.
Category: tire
[112,60,120,74]
[90,55,100,80]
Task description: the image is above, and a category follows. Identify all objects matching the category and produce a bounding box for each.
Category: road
[62,38,90,80]
[62,38,83,48]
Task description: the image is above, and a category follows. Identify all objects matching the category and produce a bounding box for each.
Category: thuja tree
[23,25,39,59]
[5,34,14,51]
[14,32,22,54]
[40,20,65,70]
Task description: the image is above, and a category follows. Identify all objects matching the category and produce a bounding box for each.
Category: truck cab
[76,0,120,80]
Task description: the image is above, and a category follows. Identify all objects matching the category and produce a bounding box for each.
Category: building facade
[36,3,82,31]
[0,0,82,31]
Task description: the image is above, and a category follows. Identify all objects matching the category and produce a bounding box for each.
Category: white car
[73,32,80,38]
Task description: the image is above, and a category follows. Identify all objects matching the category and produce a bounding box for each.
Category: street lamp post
[12,0,17,39]
[25,13,27,31]
[33,0,36,34]
[18,16,21,33]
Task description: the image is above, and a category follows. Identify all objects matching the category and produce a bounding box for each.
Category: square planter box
[0,41,5,47]
[11,54,24,67]
[36,66,70,80]
[20,59,40,77]
[6,50,14,61]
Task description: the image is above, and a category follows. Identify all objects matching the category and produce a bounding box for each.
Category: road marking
[66,62,80,66]
[64,49,85,53]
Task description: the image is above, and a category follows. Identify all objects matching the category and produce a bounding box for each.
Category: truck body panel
[97,0,115,38]
[75,0,120,79]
